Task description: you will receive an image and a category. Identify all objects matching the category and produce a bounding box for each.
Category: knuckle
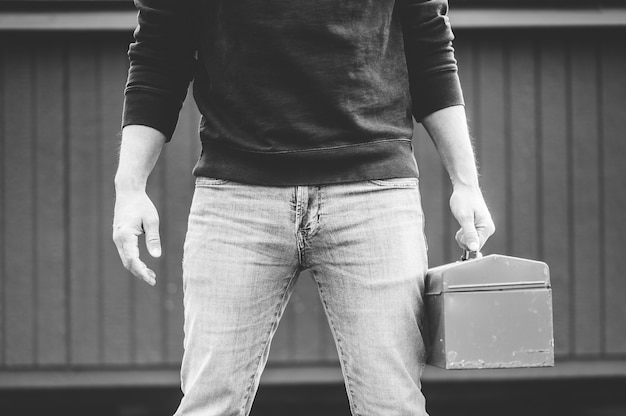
[121,258,131,270]
[127,259,139,273]
[112,232,125,246]
[113,225,130,239]
[129,260,146,276]
[457,209,474,221]
[144,214,159,226]
[457,218,472,228]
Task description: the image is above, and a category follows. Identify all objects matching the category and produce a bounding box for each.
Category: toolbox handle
[461,250,483,261]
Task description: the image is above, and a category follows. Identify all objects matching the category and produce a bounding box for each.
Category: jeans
[174,177,430,416]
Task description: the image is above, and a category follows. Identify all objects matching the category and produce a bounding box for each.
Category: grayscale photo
[0,1,625,415]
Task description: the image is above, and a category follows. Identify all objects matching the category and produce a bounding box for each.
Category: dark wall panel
[68,39,102,365]
[3,42,36,367]
[34,40,67,366]
[1,29,626,381]
[475,37,509,255]
[509,40,539,261]
[570,39,603,357]
[601,41,626,355]
[0,37,4,367]
[100,38,133,366]
[539,39,571,357]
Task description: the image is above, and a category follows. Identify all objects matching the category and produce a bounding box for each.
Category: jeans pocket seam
[368,178,419,188]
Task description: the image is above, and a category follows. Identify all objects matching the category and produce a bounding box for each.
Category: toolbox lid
[425,254,550,295]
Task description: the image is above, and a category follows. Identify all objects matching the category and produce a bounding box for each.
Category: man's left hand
[449,185,495,252]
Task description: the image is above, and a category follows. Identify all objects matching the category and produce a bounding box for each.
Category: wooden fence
[0,28,625,384]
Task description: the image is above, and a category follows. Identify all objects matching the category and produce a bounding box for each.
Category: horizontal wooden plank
[0,0,615,4]
[1,9,626,31]
[2,360,626,389]
[449,8,626,28]
[0,11,136,31]
[0,0,129,2]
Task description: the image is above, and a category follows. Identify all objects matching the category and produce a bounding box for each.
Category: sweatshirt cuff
[412,70,465,121]
[122,90,183,142]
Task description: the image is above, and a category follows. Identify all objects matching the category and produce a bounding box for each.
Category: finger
[129,257,157,286]
[112,226,129,257]
[143,216,162,258]
[458,218,480,252]
[113,228,137,269]
[476,218,496,249]
[121,235,157,286]
[455,228,464,248]
[455,228,478,252]
[120,232,140,265]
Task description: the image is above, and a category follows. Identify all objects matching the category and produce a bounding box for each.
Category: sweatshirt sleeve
[122,0,197,141]
[397,0,464,121]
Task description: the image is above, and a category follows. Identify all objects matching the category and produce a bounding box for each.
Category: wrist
[451,177,481,192]
[114,174,148,193]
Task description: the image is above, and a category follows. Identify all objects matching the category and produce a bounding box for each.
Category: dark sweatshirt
[123,0,464,185]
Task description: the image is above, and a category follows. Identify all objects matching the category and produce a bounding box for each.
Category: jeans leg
[174,178,300,416]
[307,178,430,416]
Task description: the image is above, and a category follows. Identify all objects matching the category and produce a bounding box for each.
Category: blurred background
[0,0,625,415]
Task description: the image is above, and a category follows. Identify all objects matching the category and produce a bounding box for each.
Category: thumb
[143,217,162,258]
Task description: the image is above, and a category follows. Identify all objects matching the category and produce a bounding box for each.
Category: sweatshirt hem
[198,137,412,155]
[193,138,419,186]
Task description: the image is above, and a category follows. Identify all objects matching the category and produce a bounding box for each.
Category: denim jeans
[174,177,429,416]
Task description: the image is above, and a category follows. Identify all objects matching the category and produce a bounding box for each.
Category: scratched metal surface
[426,255,554,369]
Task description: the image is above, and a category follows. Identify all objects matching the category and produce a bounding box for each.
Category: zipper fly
[294,186,322,266]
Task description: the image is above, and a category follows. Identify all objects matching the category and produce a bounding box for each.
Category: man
[113,0,495,415]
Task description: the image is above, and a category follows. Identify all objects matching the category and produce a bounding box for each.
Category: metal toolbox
[425,253,554,369]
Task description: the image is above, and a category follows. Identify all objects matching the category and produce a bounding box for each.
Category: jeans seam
[239,268,299,416]
[311,273,362,416]
[315,186,323,235]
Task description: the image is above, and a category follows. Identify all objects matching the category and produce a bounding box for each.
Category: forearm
[115,125,166,192]
[422,105,495,251]
[422,105,479,190]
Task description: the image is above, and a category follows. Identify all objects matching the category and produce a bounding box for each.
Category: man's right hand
[113,190,162,286]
